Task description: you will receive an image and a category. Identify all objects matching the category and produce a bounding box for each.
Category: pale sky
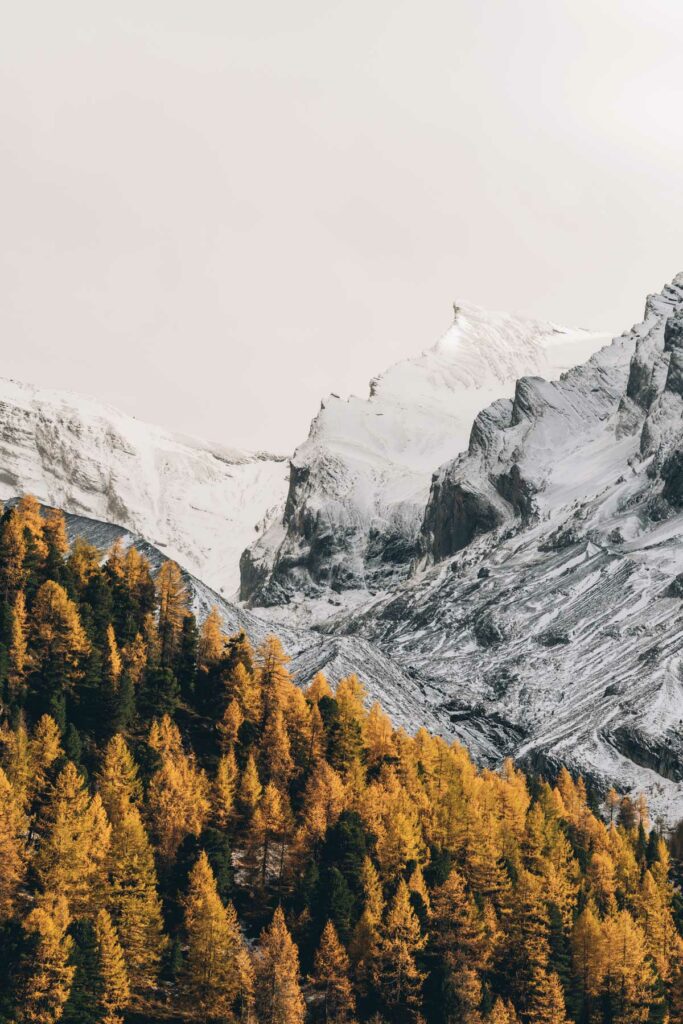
[1,0,682,453]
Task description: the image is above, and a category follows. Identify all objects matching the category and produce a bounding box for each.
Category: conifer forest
[0,496,682,1024]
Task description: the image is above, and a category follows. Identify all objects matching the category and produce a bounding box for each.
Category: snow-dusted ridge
[326,274,683,824]
[0,376,289,598]
[240,302,611,622]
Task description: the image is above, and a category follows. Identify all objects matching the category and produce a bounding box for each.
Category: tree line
[0,495,681,1024]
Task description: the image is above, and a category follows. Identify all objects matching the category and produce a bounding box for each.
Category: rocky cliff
[327,274,683,823]
[241,303,609,623]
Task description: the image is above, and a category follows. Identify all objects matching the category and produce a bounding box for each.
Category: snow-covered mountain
[3,276,683,820]
[240,303,610,622]
[0,378,289,598]
[326,274,683,824]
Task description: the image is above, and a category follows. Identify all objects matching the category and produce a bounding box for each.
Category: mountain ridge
[240,301,610,623]
[324,273,683,824]
[0,375,290,599]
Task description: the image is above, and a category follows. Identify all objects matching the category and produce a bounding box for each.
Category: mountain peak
[241,300,612,619]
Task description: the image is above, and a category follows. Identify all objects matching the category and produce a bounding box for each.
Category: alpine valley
[3,276,683,823]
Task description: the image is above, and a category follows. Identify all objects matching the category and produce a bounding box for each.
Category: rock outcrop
[241,303,609,622]
[328,274,683,823]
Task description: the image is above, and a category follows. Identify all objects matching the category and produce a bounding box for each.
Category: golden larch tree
[0,765,27,920]
[107,803,166,993]
[8,589,30,695]
[572,904,606,1014]
[261,705,295,786]
[0,509,28,599]
[254,905,306,1024]
[238,752,263,820]
[197,605,226,671]
[146,718,210,862]
[488,997,522,1024]
[17,896,75,1024]
[430,867,488,973]
[97,732,143,826]
[31,580,90,687]
[373,878,426,1017]
[34,760,112,917]
[42,507,69,561]
[156,560,189,667]
[213,747,239,829]
[306,671,333,703]
[183,850,253,1020]
[218,698,244,752]
[29,713,63,795]
[527,969,569,1024]
[601,910,655,1024]
[313,919,356,1023]
[95,908,131,1024]
[104,623,123,687]
[255,634,293,716]
[349,856,384,990]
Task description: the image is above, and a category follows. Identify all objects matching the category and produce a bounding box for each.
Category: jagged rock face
[241,304,609,622]
[328,274,683,824]
[419,277,683,565]
[0,379,289,598]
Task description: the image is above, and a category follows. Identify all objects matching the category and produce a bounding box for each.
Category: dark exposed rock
[665,347,683,397]
[494,463,536,519]
[662,449,683,508]
[487,665,518,698]
[667,573,683,598]
[421,476,506,561]
[366,526,418,566]
[646,495,672,522]
[239,546,273,604]
[536,628,571,646]
[538,524,582,552]
[664,309,683,352]
[604,682,623,696]
[606,724,683,784]
[473,610,506,647]
[663,308,683,396]
[626,348,660,410]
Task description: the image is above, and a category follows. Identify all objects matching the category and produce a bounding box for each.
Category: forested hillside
[0,496,681,1024]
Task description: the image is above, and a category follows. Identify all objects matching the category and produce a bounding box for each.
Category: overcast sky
[1,1,682,453]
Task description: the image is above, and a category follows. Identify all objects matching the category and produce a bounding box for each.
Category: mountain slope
[240,303,610,622]
[62,510,446,737]
[327,274,683,823]
[0,378,289,598]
